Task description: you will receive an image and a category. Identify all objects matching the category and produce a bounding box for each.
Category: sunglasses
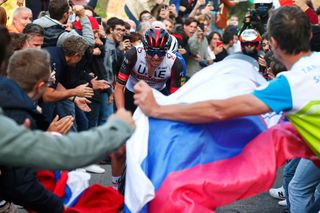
[146,49,166,57]
[141,15,153,20]
[242,41,259,47]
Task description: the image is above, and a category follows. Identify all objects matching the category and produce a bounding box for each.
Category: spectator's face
[140,13,154,23]
[163,19,174,34]
[34,77,51,100]
[229,16,239,27]
[26,35,44,49]
[184,21,197,37]
[111,25,126,43]
[68,54,83,65]
[13,10,32,33]
[262,39,270,53]
[210,33,221,48]
[159,6,170,19]
[242,42,258,55]
[168,4,176,14]
[203,20,210,35]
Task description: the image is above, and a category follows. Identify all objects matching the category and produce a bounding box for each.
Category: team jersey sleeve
[117,47,137,85]
[169,57,183,93]
[252,75,293,113]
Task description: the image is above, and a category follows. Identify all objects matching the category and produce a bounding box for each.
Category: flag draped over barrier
[124,55,317,213]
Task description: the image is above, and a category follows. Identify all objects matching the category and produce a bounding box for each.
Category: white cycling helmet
[168,35,178,53]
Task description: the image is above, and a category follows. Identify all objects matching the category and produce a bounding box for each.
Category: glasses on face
[141,15,153,20]
[242,41,259,47]
[262,42,268,47]
[146,49,166,58]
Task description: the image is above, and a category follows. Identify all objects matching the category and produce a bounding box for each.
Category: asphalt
[91,165,286,213]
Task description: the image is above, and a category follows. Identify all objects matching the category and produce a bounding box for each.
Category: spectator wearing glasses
[139,10,155,24]
[239,28,261,61]
[103,17,126,85]
[112,26,183,190]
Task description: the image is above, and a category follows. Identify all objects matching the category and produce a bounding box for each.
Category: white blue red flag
[124,54,317,213]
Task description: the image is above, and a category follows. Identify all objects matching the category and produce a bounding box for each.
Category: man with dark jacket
[33,0,94,47]
[0,49,65,212]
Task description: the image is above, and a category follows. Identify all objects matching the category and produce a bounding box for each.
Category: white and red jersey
[117,45,182,93]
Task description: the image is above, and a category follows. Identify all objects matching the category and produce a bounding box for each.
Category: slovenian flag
[124,55,317,212]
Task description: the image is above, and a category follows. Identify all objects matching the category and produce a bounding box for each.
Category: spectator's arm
[305,7,319,24]
[0,108,134,170]
[56,19,95,47]
[188,32,200,55]
[42,83,93,102]
[221,0,237,8]
[188,0,205,17]
[78,15,95,46]
[42,86,76,102]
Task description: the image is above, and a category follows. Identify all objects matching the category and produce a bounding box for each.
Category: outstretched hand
[47,115,74,134]
[90,77,110,90]
[74,83,94,98]
[133,81,159,117]
[74,97,91,112]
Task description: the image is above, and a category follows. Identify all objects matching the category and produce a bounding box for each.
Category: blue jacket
[0,77,64,213]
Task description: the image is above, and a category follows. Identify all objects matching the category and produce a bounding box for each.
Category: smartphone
[95,16,102,25]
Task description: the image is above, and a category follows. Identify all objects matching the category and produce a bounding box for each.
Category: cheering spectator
[7,7,32,33]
